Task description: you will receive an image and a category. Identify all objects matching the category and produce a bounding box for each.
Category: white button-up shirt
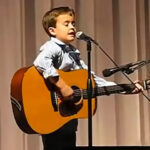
[33,37,116,87]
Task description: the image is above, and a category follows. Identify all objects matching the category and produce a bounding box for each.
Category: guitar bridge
[51,92,58,111]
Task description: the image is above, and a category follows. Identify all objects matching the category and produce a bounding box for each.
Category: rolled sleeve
[34,57,59,79]
[92,73,116,87]
[79,59,116,87]
[43,66,59,79]
[33,42,60,79]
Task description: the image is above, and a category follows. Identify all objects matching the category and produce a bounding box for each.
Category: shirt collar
[51,37,80,54]
[51,37,66,45]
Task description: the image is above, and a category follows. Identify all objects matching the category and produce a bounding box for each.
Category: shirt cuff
[43,67,59,79]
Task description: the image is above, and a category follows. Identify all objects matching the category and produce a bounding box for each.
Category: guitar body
[11,66,97,134]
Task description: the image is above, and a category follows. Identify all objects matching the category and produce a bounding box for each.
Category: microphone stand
[86,41,93,147]
[77,32,150,148]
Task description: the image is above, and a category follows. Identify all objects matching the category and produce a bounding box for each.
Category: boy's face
[49,13,76,44]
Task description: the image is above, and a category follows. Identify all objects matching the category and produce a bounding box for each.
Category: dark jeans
[41,119,77,150]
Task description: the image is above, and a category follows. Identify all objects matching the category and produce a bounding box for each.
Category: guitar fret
[82,89,96,99]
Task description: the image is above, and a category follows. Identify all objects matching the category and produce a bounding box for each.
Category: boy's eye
[64,21,69,26]
[64,21,75,27]
[72,22,75,27]
[64,23,69,26]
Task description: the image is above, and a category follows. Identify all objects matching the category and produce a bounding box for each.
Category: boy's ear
[48,27,56,36]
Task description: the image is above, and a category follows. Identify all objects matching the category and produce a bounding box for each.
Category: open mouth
[68,31,75,37]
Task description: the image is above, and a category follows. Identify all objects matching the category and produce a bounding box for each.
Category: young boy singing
[33,6,143,150]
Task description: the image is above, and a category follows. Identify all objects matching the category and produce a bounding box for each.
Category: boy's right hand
[59,84,74,101]
[48,76,74,101]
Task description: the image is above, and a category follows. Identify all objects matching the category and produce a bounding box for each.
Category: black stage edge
[65,146,150,150]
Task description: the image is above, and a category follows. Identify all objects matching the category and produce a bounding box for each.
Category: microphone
[103,60,150,77]
[102,63,134,77]
[76,31,98,45]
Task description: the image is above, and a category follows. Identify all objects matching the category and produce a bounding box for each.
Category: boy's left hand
[130,80,144,94]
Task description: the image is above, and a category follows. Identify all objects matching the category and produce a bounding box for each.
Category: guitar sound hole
[58,86,83,117]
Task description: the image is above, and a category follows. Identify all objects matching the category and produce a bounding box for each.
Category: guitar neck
[81,84,135,99]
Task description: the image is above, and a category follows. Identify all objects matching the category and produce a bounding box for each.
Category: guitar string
[57,85,127,98]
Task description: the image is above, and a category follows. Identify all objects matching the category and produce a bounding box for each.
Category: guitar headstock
[143,79,150,90]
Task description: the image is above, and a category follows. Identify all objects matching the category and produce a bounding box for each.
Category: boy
[33,6,143,150]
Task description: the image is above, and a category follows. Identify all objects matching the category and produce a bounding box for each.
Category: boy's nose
[69,23,75,28]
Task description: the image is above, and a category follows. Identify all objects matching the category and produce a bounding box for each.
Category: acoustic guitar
[10,66,150,134]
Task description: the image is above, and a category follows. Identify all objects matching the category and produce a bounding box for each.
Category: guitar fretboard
[73,84,135,99]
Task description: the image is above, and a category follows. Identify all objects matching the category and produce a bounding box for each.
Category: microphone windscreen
[76,31,83,39]
[102,69,112,77]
